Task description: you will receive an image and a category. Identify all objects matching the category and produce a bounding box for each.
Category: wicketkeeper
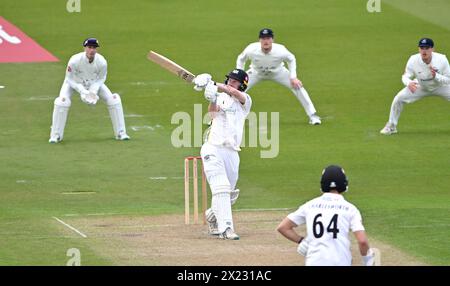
[49,38,130,143]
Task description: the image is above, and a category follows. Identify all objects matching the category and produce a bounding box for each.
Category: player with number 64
[277,165,376,266]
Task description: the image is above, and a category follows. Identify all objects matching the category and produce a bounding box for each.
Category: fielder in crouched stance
[49,38,130,143]
[236,28,321,125]
[380,38,450,135]
[193,69,252,240]
[277,165,375,266]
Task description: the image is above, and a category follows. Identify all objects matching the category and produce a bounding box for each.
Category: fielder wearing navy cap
[418,38,434,48]
[259,28,274,38]
[83,38,100,47]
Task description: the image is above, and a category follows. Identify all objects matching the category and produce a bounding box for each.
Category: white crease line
[61,191,96,195]
[149,177,167,180]
[131,125,163,131]
[64,208,292,218]
[149,176,184,180]
[130,81,186,86]
[53,217,87,238]
[399,224,450,228]
[63,213,119,217]
[234,208,294,212]
[125,114,145,118]
[26,96,53,101]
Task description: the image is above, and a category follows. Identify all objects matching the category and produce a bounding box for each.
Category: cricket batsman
[193,69,252,240]
[49,38,130,143]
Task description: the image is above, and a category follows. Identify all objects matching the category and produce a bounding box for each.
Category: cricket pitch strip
[57,211,426,266]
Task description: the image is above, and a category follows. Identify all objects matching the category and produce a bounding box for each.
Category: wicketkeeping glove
[80,90,99,105]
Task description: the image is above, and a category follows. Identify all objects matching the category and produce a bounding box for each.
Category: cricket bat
[147,51,196,83]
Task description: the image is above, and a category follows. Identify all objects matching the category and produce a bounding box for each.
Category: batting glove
[362,248,375,266]
[193,73,212,91]
[297,237,310,256]
[204,82,218,103]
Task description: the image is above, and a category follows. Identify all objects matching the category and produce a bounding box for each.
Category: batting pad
[107,102,127,137]
[212,190,233,233]
[50,99,70,140]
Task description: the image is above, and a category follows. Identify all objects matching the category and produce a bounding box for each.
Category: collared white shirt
[65,52,107,93]
[237,42,297,78]
[402,52,450,90]
[207,92,252,151]
[288,193,365,266]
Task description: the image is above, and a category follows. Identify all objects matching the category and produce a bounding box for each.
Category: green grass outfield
[0,0,449,265]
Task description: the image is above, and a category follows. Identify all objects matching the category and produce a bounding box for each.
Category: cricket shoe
[219,227,240,240]
[49,135,61,143]
[116,131,130,140]
[309,114,321,125]
[380,124,397,135]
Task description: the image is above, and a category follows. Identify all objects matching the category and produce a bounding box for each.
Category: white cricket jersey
[206,92,252,151]
[288,193,365,266]
[236,42,297,78]
[402,52,450,91]
[65,52,108,94]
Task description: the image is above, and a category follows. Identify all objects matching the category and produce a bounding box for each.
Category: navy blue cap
[259,28,274,38]
[83,38,100,47]
[418,38,434,48]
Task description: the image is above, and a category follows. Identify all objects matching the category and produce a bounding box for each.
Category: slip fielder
[49,38,130,143]
[380,38,450,135]
[236,28,321,125]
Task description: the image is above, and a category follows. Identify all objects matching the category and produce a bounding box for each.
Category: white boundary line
[53,217,87,238]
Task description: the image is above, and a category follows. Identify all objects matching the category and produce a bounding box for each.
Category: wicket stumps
[184,156,207,224]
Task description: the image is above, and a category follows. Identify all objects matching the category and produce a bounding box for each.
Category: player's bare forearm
[354,230,370,256]
[277,218,303,243]
[216,83,246,104]
[208,103,219,119]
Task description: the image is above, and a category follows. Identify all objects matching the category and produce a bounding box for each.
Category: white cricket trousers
[246,67,317,117]
[388,85,450,126]
[200,143,240,233]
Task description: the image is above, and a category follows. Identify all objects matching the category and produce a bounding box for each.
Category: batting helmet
[225,69,249,91]
[320,165,348,193]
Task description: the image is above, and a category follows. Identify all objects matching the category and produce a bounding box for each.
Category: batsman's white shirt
[288,193,365,266]
[402,52,450,90]
[236,42,297,78]
[65,52,107,94]
[206,92,252,151]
